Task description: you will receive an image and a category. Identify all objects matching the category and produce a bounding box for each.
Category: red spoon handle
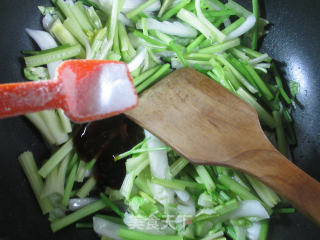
[0,80,64,119]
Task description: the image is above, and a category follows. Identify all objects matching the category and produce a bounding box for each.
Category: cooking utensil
[126,68,320,225]
[0,60,137,123]
[0,0,319,239]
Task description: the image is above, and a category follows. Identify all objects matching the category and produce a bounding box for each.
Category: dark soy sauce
[73,115,144,190]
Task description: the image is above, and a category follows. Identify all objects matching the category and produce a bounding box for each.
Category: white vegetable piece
[145,130,174,205]
[99,0,161,13]
[226,15,256,40]
[127,48,147,72]
[93,217,123,240]
[25,28,62,79]
[247,222,262,240]
[224,200,269,221]
[136,18,198,38]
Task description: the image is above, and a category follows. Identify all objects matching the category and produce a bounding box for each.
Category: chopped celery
[62,162,78,207]
[76,176,97,198]
[100,193,124,218]
[195,165,216,193]
[170,157,189,177]
[19,152,53,214]
[199,38,240,54]
[38,138,73,178]
[25,44,82,67]
[39,110,68,145]
[136,63,171,93]
[51,200,107,232]
[126,0,158,19]
[252,0,260,50]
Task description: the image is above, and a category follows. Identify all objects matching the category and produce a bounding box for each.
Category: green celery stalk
[56,0,80,27]
[236,88,276,128]
[186,34,206,53]
[39,110,68,145]
[57,109,72,133]
[25,44,82,67]
[87,6,103,29]
[41,152,71,200]
[258,220,269,240]
[133,30,167,47]
[227,56,259,90]
[100,193,124,218]
[75,222,93,229]
[38,138,73,178]
[63,17,90,48]
[222,17,246,34]
[66,153,78,175]
[161,0,191,21]
[136,64,171,93]
[126,0,158,19]
[76,160,87,182]
[271,64,291,104]
[133,65,161,86]
[51,200,107,232]
[151,177,186,191]
[19,151,53,214]
[239,46,272,62]
[252,0,259,50]
[215,55,258,94]
[204,9,237,17]
[25,113,56,145]
[245,174,280,208]
[158,0,174,17]
[76,176,97,198]
[244,63,274,100]
[170,157,189,177]
[71,1,94,32]
[273,110,289,156]
[62,162,78,207]
[218,175,271,213]
[195,165,216,193]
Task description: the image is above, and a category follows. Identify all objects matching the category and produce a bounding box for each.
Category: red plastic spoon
[0,60,138,122]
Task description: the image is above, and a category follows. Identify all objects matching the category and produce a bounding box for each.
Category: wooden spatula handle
[0,80,64,119]
[230,147,320,225]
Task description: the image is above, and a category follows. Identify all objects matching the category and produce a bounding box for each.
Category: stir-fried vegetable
[18,0,299,239]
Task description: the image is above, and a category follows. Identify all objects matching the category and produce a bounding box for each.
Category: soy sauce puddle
[73,115,144,190]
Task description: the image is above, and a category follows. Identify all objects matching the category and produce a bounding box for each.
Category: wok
[0,0,319,239]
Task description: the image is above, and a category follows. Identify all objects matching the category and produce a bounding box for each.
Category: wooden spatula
[126,68,320,225]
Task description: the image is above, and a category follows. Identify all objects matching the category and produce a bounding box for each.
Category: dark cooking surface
[0,0,319,239]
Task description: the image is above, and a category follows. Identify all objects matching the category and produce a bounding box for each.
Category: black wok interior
[0,0,319,239]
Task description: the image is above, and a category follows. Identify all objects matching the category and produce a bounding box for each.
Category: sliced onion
[226,15,256,40]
